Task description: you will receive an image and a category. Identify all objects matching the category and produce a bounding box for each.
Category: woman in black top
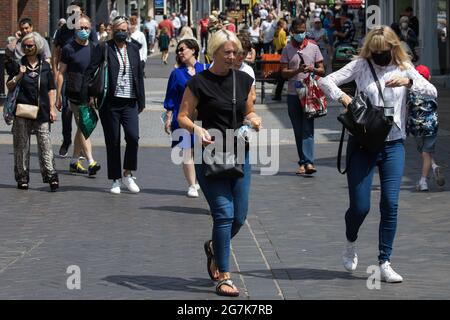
[178,30,262,297]
[6,32,58,191]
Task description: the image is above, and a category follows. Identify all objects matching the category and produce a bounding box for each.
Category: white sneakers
[110,179,122,194]
[342,240,358,272]
[380,261,403,283]
[342,240,403,283]
[123,175,140,193]
[416,179,429,191]
[110,175,140,194]
[186,184,201,198]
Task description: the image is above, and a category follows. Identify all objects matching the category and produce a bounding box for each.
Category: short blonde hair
[21,32,44,55]
[208,29,243,57]
[359,25,411,70]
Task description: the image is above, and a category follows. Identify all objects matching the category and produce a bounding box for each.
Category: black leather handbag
[203,70,245,179]
[337,59,394,174]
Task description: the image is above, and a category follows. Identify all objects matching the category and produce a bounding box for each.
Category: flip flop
[216,278,240,297]
[204,240,219,281]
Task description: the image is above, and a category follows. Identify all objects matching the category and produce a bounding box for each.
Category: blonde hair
[208,29,243,57]
[21,32,44,55]
[359,25,412,70]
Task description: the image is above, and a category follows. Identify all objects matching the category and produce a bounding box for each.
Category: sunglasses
[114,15,129,22]
[176,47,191,53]
[23,44,35,49]
[77,26,91,30]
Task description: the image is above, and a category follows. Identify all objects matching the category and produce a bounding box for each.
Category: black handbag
[203,70,245,179]
[337,59,393,174]
[88,43,109,109]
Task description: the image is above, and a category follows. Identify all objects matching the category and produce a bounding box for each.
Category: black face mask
[372,51,392,67]
[113,31,128,43]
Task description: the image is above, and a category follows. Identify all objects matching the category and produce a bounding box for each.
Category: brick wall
[0,0,49,48]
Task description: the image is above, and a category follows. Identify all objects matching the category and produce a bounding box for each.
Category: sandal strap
[217,279,235,290]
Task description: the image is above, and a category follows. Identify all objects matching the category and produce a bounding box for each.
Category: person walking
[199,13,210,53]
[144,16,158,54]
[163,39,208,198]
[260,14,277,54]
[318,26,438,282]
[90,15,146,194]
[6,32,59,191]
[272,19,288,101]
[407,65,445,191]
[56,14,101,177]
[129,15,148,75]
[178,30,262,297]
[159,27,170,64]
[53,1,98,158]
[280,18,325,175]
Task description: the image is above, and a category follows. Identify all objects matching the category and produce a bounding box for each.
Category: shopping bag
[78,105,98,139]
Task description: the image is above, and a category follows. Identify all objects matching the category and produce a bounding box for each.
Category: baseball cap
[415,65,430,80]
[314,18,321,23]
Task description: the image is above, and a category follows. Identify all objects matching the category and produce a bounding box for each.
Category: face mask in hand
[372,50,392,67]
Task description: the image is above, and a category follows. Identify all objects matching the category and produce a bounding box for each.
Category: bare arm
[56,63,67,111]
[178,87,213,145]
[244,88,261,131]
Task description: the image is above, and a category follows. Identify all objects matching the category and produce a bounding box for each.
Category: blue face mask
[293,32,306,43]
[77,29,90,41]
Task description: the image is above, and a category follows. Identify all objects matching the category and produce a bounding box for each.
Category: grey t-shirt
[280,41,323,95]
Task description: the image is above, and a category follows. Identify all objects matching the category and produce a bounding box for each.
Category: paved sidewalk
[0,134,448,299]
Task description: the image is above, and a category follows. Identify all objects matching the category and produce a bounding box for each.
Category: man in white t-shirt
[144,16,158,53]
[171,13,182,41]
[260,14,276,54]
[259,6,269,21]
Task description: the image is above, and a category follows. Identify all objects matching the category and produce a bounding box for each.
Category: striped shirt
[114,45,136,99]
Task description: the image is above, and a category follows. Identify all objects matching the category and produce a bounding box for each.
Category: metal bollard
[0,49,6,103]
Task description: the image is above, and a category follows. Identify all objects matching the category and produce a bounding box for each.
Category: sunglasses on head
[114,15,129,22]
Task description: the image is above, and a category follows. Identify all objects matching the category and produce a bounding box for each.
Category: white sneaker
[195,183,200,190]
[416,179,429,191]
[380,261,403,283]
[187,185,199,198]
[342,240,358,272]
[123,175,140,193]
[110,179,122,194]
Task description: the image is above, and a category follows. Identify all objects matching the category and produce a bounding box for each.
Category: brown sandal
[216,278,239,297]
[204,240,219,281]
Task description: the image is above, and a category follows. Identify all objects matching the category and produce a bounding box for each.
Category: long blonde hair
[359,26,412,70]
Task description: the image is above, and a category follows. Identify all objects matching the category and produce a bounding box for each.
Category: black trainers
[88,161,101,176]
[70,161,88,174]
[59,143,70,158]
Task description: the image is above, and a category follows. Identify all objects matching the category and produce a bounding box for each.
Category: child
[159,27,170,64]
[408,65,445,191]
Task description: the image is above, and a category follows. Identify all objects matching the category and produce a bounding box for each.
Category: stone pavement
[0,53,449,300]
[0,134,448,299]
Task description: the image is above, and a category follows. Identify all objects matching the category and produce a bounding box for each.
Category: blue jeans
[195,153,251,273]
[287,95,315,166]
[345,136,405,262]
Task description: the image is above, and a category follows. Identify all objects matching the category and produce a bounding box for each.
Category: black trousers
[61,82,73,146]
[100,97,140,180]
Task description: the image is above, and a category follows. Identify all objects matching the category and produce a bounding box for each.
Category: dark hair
[290,18,306,32]
[237,32,252,53]
[19,18,33,27]
[70,1,83,9]
[163,14,167,20]
[405,6,413,13]
[175,39,200,65]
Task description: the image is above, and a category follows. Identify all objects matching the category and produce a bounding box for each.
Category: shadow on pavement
[140,188,187,196]
[141,206,210,215]
[102,275,213,294]
[239,268,366,281]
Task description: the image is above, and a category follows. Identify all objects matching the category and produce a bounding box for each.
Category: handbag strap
[232,69,237,130]
[337,126,347,174]
[367,59,385,105]
[37,61,42,108]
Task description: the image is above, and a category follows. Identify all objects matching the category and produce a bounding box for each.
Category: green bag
[78,105,98,139]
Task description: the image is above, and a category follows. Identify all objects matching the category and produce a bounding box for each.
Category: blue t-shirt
[164,62,209,130]
[61,39,92,74]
